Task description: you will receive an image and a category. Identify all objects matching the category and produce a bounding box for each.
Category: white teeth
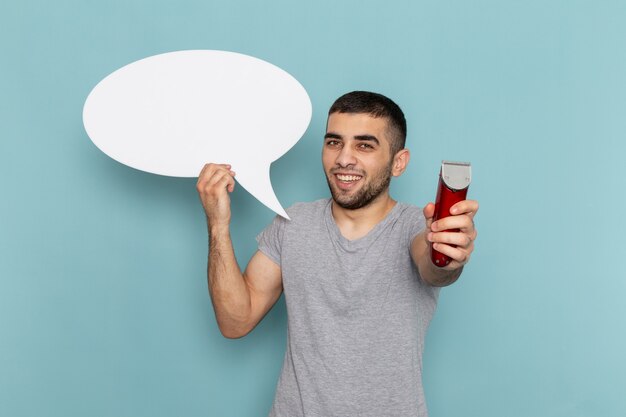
[336,174,362,182]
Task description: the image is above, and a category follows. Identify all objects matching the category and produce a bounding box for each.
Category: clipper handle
[431,162,470,267]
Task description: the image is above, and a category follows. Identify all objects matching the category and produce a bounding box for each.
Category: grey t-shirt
[257,198,439,417]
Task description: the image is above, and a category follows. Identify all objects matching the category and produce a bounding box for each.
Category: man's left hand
[423,199,479,270]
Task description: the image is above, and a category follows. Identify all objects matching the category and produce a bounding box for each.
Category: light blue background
[1,1,625,416]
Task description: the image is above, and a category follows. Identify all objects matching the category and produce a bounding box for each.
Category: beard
[325,162,393,210]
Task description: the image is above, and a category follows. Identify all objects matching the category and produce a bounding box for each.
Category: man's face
[322,112,396,210]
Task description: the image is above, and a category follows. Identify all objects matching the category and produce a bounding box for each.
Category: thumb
[423,203,435,229]
[227,170,236,193]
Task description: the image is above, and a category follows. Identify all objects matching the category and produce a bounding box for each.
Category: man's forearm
[418,256,463,287]
[208,225,252,337]
[413,232,463,287]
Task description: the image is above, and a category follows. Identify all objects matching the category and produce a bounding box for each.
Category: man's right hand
[196,163,236,229]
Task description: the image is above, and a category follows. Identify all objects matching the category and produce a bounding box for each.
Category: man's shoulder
[395,201,424,219]
[393,202,426,237]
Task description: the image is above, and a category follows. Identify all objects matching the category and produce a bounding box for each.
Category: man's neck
[331,192,397,241]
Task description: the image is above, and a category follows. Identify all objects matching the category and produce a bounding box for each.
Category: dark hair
[328,91,407,155]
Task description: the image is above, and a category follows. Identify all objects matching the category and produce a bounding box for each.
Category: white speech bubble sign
[83,50,312,219]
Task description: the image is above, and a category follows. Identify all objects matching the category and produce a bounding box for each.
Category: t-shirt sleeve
[256,214,286,266]
[404,206,441,294]
[405,206,426,245]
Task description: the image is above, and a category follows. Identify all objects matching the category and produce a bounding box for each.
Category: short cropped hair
[328,91,407,156]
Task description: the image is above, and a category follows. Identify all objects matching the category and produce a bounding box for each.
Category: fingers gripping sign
[196,163,237,229]
[423,199,479,270]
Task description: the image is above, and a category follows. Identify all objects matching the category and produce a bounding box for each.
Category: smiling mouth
[335,174,363,183]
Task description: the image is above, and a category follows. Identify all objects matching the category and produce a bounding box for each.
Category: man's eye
[326,140,340,146]
[358,143,373,149]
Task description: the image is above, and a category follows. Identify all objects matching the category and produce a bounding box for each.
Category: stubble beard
[326,162,393,210]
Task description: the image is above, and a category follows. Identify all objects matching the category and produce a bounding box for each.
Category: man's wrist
[208,222,230,238]
[420,258,463,287]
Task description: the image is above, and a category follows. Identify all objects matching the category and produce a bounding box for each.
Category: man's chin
[330,184,390,210]
[326,177,372,210]
[331,192,369,210]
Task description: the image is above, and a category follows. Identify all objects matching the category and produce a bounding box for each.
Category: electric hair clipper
[431,161,472,267]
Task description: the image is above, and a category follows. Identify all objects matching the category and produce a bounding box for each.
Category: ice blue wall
[2,1,625,416]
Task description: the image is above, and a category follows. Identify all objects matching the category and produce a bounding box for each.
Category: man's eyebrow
[324,133,342,140]
[354,135,379,145]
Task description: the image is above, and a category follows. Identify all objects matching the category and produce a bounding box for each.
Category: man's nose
[336,144,357,167]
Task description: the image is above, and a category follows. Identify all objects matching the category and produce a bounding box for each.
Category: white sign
[83,50,312,219]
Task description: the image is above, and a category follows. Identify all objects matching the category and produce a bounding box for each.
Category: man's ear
[391,149,410,177]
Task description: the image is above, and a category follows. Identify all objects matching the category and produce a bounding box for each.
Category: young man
[197,91,478,416]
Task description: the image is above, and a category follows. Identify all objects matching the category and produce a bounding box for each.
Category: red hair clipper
[431,161,472,267]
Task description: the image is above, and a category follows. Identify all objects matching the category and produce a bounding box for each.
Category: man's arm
[198,163,283,339]
[410,200,479,287]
